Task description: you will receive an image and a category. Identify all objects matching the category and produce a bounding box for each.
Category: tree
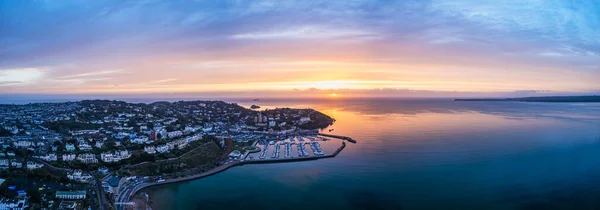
[26,190,41,203]
[105,141,117,150]
[53,141,62,147]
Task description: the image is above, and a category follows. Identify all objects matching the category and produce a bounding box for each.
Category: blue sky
[0,0,599,97]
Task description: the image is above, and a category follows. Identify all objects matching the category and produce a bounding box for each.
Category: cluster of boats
[297,142,309,157]
[259,144,269,159]
[284,142,292,158]
[309,142,324,156]
[271,143,281,159]
[256,135,330,160]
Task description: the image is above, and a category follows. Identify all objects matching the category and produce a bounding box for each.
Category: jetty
[318,133,357,143]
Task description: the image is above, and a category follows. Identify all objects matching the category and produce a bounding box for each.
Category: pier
[318,133,357,143]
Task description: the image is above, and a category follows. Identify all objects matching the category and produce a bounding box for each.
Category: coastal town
[0,100,353,209]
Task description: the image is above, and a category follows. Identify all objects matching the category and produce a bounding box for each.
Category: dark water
[141,98,600,210]
[7,97,599,209]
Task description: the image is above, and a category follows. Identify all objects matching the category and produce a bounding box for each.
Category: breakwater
[318,133,357,143]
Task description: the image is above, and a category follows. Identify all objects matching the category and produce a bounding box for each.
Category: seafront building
[55,191,87,200]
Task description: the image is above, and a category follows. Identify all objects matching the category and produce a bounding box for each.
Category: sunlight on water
[142,98,600,210]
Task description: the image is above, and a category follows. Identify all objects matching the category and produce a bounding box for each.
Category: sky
[0,0,599,98]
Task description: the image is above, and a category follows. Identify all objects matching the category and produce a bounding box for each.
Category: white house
[156,145,170,153]
[11,161,22,168]
[144,146,156,154]
[14,141,32,148]
[167,131,183,139]
[78,143,92,151]
[100,150,131,162]
[77,154,98,164]
[130,136,149,144]
[299,117,311,124]
[62,154,76,162]
[26,161,43,170]
[37,153,58,161]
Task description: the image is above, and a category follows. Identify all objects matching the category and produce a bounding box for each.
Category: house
[131,136,149,144]
[167,131,183,139]
[62,154,76,162]
[36,153,58,161]
[58,201,78,209]
[76,154,98,164]
[156,145,169,153]
[95,141,104,148]
[97,166,109,175]
[11,161,23,168]
[144,146,156,154]
[67,170,93,182]
[26,161,43,170]
[78,143,92,151]
[65,144,76,151]
[14,141,32,148]
[299,117,311,124]
[100,150,131,163]
[0,159,9,169]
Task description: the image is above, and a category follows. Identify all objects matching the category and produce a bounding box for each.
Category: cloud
[57,70,124,79]
[230,25,380,40]
[0,68,45,85]
[151,78,178,83]
[0,0,598,94]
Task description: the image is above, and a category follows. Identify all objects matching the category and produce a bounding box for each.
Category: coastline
[123,141,348,206]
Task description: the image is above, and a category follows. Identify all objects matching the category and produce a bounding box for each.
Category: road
[116,161,242,206]
[31,157,110,210]
[93,174,110,210]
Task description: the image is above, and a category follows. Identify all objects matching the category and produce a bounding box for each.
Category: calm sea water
[135,98,600,210]
[5,97,599,209]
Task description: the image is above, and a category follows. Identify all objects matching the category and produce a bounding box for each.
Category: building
[55,191,86,200]
[156,145,169,153]
[0,159,9,169]
[144,146,156,154]
[76,154,98,164]
[131,136,149,144]
[299,117,311,124]
[100,150,131,163]
[26,161,43,170]
[78,143,92,151]
[98,166,109,174]
[229,150,242,159]
[36,153,58,161]
[67,170,93,182]
[62,154,76,162]
[14,141,32,148]
[65,143,76,151]
[167,131,183,139]
[0,197,29,210]
[11,161,23,168]
[58,201,78,209]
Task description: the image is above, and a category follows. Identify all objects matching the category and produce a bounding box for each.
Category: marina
[246,135,343,161]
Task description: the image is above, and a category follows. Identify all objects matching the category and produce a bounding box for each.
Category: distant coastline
[455,95,600,103]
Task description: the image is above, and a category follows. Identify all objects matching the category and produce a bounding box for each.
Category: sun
[329,93,339,97]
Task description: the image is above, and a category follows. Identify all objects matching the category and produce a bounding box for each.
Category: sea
[4,97,600,209]
[139,98,600,210]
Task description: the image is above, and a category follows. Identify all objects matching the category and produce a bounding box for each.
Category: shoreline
[122,141,348,205]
